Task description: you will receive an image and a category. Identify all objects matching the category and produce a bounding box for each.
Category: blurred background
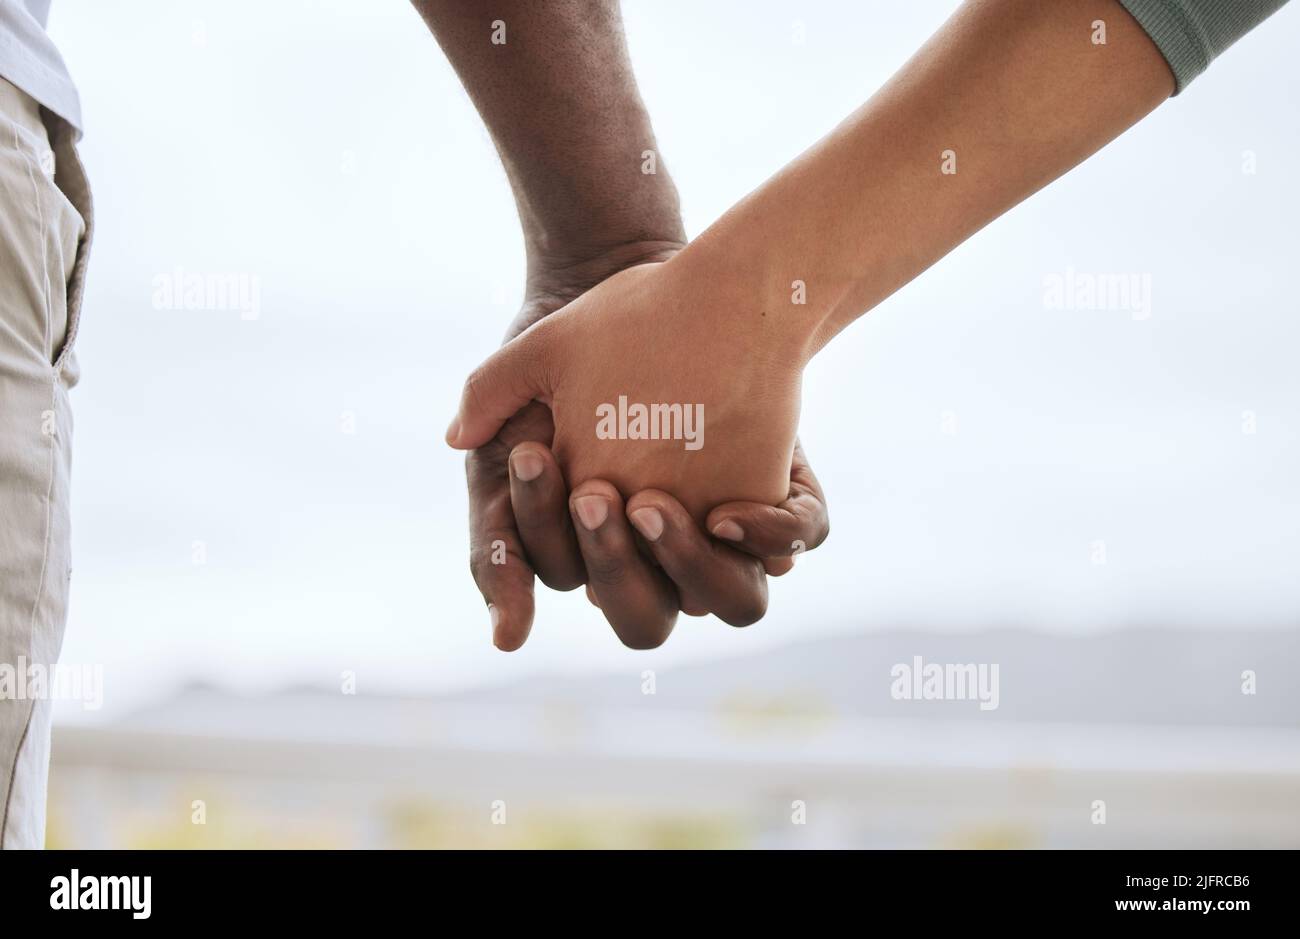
[43,0,1300,847]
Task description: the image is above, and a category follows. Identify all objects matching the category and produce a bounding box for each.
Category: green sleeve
[1118,0,1291,93]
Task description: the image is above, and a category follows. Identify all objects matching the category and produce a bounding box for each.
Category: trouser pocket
[0,79,85,850]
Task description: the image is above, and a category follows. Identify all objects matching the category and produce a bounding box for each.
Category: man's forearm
[413,0,685,294]
[679,0,1175,364]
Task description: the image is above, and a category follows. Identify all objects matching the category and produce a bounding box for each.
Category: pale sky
[45,0,1300,719]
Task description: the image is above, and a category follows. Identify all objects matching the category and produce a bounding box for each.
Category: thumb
[446,333,552,450]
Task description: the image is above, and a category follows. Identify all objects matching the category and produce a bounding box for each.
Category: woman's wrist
[671,200,835,376]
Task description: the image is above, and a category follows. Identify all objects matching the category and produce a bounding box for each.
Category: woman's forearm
[679,0,1175,365]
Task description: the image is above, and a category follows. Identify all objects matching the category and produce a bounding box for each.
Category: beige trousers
[0,77,92,849]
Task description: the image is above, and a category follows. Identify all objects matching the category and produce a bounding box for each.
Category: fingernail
[444,415,462,447]
[488,603,501,637]
[712,519,744,541]
[629,507,664,542]
[573,495,608,532]
[510,450,544,482]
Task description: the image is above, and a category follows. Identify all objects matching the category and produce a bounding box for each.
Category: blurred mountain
[450,626,1299,727]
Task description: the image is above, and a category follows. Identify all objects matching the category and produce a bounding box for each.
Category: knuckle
[467,549,494,586]
[764,557,795,577]
[513,508,558,536]
[536,563,584,593]
[466,452,510,496]
[811,515,830,550]
[540,574,584,593]
[615,623,670,650]
[723,591,768,628]
[469,530,516,581]
[468,437,510,471]
[746,514,789,553]
[584,552,627,586]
